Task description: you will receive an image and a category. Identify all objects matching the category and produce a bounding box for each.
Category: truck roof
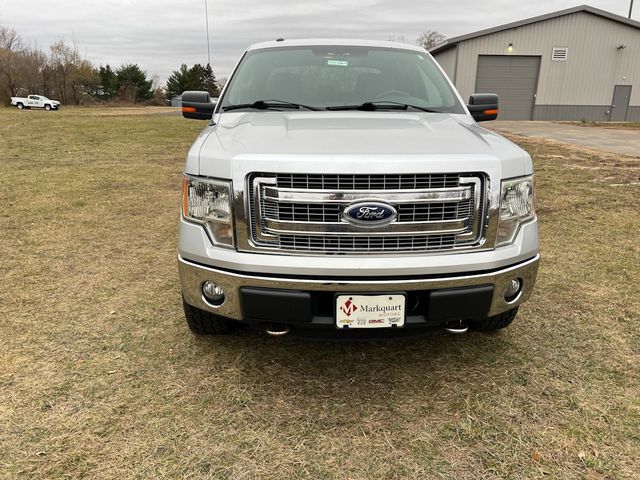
[247,38,426,52]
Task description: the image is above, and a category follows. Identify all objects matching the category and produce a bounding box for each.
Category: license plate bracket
[335,293,406,329]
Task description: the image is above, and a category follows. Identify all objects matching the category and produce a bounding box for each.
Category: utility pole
[204,0,211,66]
[630,0,635,19]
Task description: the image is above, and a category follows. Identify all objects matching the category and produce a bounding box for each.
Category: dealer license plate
[335,294,406,329]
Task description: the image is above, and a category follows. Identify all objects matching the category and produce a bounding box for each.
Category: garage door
[475,55,540,120]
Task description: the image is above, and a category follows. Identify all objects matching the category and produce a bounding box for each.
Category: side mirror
[467,94,499,122]
[181,91,216,120]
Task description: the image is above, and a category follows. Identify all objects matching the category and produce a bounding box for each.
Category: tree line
[2,24,443,106]
[0,26,220,105]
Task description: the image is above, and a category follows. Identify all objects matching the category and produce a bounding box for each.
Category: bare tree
[48,40,77,103]
[20,47,48,95]
[0,26,26,97]
[47,39,96,104]
[417,30,447,50]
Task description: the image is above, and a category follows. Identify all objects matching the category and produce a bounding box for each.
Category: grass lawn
[1,107,639,479]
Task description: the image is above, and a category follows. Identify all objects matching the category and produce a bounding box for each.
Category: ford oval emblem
[343,202,397,227]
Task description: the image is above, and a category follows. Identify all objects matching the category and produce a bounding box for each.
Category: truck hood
[192,112,531,178]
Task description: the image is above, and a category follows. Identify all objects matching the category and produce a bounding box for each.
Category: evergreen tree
[98,64,117,98]
[202,63,219,97]
[115,64,153,102]
[165,63,220,99]
[165,64,194,99]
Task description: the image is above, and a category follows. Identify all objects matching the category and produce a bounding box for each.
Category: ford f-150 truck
[177,39,539,338]
[11,95,60,110]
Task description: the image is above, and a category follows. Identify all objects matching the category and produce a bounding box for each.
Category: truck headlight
[497,175,535,246]
[182,175,234,248]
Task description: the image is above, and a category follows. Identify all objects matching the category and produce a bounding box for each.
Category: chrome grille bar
[263,218,470,235]
[275,173,461,190]
[263,186,472,204]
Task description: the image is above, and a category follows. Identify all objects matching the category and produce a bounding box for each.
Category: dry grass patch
[1,109,639,479]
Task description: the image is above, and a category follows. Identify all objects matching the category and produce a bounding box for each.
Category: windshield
[220,46,464,113]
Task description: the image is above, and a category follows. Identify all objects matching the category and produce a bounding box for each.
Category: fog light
[504,278,522,302]
[202,281,225,305]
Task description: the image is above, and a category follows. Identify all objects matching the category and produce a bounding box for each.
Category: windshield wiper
[326,101,441,113]
[222,99,320,112]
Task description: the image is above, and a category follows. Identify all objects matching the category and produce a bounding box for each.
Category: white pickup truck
[11,95,61,111]
[177,39,539,339]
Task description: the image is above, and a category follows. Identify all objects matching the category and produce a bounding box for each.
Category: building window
[552,47,568,61]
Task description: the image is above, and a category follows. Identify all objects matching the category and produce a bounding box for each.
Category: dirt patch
[557,121,640,131]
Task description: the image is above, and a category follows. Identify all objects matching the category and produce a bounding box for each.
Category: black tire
[469,307,519,332]
[45,104,51,111]
[182,297,239,335]
[17,103,24,110]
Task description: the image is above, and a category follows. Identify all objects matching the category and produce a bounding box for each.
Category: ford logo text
[343,202,397,227]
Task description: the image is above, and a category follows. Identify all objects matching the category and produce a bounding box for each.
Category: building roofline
[430,5,640,54]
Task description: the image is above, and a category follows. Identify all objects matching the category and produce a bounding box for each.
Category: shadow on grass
[184,324,517,405]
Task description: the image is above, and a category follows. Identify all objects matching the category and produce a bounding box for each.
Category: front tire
[45,104,51,111]
[469,307,519,332]
[182,298,240,335]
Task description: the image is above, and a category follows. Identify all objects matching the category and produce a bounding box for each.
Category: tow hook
[445,320,469,334]
[264,323,291,336]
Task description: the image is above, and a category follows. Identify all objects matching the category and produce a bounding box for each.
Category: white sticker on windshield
[327,59,349,67]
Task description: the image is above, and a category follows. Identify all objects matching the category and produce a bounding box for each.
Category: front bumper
[179,254,539,328]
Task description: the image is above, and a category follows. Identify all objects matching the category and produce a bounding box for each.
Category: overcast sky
[0,0,636,83]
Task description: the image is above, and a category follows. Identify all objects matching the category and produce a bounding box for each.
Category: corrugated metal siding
[432,47,457,83]
[535,105,639,120]
[433,11,640,108]
[626,106,640,121]
[533,105,611,121]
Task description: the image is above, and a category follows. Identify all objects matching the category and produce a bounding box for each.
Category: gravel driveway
[489,121,640,157]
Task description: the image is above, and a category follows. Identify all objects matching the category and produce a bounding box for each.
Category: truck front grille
[247,173,486,255]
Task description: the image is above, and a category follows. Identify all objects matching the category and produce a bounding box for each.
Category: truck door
[28,96,42,108]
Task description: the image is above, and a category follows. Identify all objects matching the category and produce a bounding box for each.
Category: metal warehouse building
[431,5,640,121]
